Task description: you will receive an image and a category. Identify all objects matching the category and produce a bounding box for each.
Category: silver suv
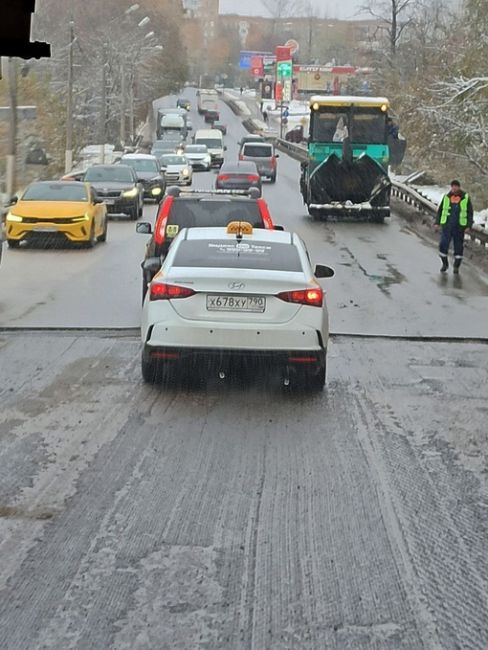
[239,142,279,183]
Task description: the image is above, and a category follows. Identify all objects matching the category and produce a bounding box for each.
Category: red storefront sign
[275,81,283,101]
[250,55,264,77]
[275,46,291,62]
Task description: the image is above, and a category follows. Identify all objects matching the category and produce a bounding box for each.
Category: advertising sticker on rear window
[166,224,180,237]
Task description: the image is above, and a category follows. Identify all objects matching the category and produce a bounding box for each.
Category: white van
[160,114,187,139]
[193,129,225,167]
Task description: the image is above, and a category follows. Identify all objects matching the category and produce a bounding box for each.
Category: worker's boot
[453,257,462,274]
[440,256,449,273]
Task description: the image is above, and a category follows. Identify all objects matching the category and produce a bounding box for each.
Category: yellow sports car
[5,181,108,248]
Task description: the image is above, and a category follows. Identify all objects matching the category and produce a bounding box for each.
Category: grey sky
[219,0,366,20]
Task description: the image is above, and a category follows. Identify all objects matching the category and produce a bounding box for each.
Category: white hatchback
[141,222,334,389]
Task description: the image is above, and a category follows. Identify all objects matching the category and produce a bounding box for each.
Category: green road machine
[300,96,406,222]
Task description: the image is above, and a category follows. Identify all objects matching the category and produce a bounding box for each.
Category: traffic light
[277,61,292,78]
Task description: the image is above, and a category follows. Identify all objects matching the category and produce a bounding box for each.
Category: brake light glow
[217,174,231,182]
[288,356,319,364]
[271,156,277,168]
[257,198,274,229]
[239,153,244,160]
[247,175,260,183]
[151,351,180,359]
[277,288,323,307]
[154,196,174,245]
[150,282,196,301]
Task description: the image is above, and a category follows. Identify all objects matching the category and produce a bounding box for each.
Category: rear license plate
[104,199,115,205]
[206,294,266,313]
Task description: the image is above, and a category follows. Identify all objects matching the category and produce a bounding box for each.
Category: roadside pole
[99,43,107,164]
[120,58,126,148]
[280,100,284,139]
[65,21,75,173]
[6,57,18,200]
[129,73,135,144]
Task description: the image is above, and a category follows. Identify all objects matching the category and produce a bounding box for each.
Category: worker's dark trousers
[439,222,465,261]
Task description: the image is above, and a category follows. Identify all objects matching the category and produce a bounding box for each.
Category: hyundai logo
[228,281,245,290]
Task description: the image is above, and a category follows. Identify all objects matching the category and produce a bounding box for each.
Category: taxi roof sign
[226,221,253,236]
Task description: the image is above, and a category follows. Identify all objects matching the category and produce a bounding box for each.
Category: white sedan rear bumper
[144,319,325,352]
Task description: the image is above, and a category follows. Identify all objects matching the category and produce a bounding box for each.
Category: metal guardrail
[269,137,488,248]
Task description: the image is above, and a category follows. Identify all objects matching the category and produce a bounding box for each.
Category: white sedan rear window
[172,240,302,272]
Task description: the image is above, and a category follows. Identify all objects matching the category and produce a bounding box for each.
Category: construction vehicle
[300,96,406,222]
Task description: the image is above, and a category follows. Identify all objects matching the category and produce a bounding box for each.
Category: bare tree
[261,0,299,19]
[361,0,419,57]
[261,0,301,40]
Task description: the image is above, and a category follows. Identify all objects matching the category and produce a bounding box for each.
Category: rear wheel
[141,351,160,384]
[270,174,276,184]
[295,355,326,392]
[130,205,138,220]
[308,207,325,222]
[142,273,149,304]
[7,239,20,249]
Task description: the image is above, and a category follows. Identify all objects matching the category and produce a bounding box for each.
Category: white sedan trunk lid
[162,268,312,323]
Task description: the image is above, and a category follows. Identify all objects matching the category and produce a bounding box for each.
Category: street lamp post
[99,43,108,163]
[120,60,126,147]
[65,21,75,173]
[6,57,18,200]
[119,17,152,147]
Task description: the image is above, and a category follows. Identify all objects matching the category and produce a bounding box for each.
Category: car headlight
[151,187,162,196]
[72,214,91,222]
[182,168,190,176]
[6,212,22,222]
[122,187,138,198]
[204,156,211,163]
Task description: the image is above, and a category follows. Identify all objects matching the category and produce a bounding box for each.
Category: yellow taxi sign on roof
[226,221,253,236]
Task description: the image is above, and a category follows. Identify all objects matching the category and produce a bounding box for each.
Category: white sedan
[159,154,193,186]
[183,145,211,171]
[141,222,334,389]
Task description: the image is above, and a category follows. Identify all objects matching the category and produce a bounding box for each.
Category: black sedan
[176,98,190,111]
[118,154,165,202]
[215,161,262,196]
[84,164,143,220]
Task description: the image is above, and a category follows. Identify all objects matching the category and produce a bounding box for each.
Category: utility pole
[280,100,284,139]
[99,43,107,164]
[129,71,135,144]
[65,21,75,173]
[120,59,126,148]
[6,57,18,200]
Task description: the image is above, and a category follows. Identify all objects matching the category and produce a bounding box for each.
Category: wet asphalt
[0,91,487,649]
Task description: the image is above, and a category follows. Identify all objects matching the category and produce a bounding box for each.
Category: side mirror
[94,197,104,204]
[8,195,18,206]
[275,153,280,158]
[136,222,152,235]
[141,256,162,273]
[315,264,335,279]
[273,224,284,231]
[224,145,227,151]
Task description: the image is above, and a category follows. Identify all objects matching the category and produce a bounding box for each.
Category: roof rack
[166,186,261,199]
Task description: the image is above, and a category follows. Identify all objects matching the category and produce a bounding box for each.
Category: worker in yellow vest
[434,180,473,274]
